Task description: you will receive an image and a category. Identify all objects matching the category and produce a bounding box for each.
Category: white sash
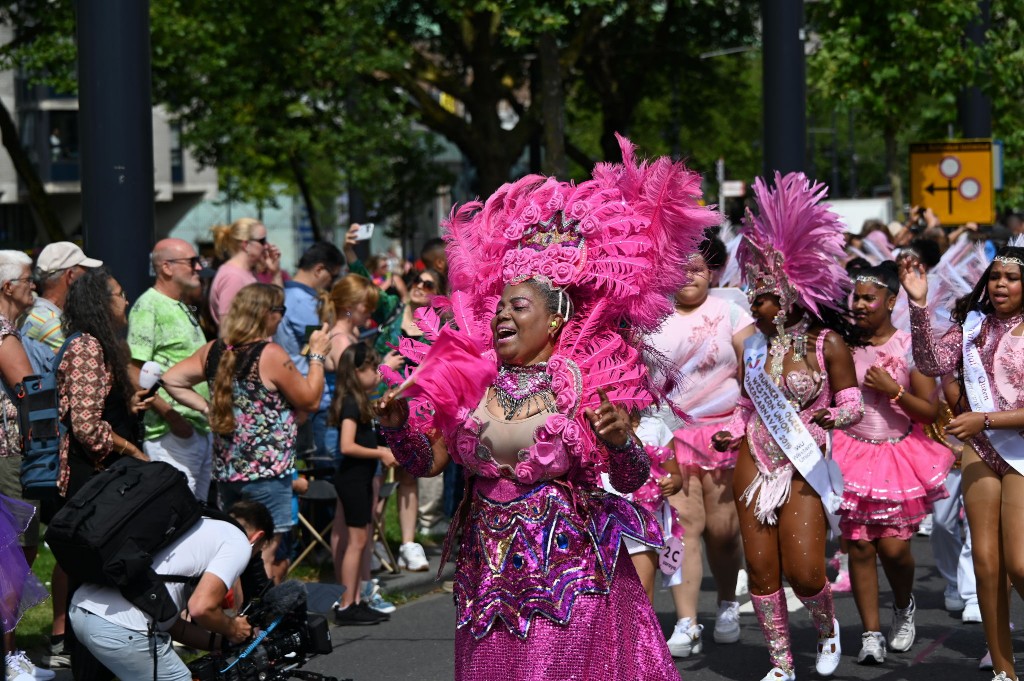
[962,311,1024,474]
[743,334,844,535]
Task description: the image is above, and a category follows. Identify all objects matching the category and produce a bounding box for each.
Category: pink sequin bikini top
[747,331,834,472]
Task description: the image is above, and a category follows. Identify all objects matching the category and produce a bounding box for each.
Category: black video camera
[188,580,345,681]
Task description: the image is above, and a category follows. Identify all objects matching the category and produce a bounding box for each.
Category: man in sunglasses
[126,239,213,501]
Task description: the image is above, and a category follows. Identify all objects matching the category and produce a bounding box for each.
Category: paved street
[300,535,1009,681]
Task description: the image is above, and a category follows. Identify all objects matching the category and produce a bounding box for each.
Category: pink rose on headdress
[502,249,536,282]
[545,190,566,213]
[568,201,590,221]
[503,221,526,241]
[550,262,575,285]
[519,203,543,226]
[578,215,601,237]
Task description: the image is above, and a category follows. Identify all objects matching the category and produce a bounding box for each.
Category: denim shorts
[69,604,190,681]
[218,475,293,534]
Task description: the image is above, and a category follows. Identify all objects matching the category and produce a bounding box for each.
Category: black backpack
[9,332,80,498]
[44,457,205,622]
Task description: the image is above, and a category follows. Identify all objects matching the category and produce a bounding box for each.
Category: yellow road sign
[909,140,994,226]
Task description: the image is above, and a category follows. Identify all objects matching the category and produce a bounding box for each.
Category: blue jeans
[69,604,190,681]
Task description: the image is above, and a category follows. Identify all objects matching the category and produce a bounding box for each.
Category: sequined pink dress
[909,303,1024,476]
[648,295,753,469]
[831,330,953,540]
[388,397,680,681]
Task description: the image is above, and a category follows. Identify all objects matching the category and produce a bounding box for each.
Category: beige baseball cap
[36,242,103,274]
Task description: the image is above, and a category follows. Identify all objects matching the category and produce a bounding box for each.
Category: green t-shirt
[127,287,211,440]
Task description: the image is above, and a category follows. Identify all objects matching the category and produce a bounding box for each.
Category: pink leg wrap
[751,590,793,673]
[798,581,836,639]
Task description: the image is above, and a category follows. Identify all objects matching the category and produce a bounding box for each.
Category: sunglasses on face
[165,256,202,269]
[248,237,268,246]
[413,277,437,292]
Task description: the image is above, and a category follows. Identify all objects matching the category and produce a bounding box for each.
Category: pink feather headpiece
[387,135,719,470]
[737,171,850,317]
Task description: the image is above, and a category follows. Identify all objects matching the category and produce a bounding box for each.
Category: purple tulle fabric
[0,493,48,633]
[452,477,678,679]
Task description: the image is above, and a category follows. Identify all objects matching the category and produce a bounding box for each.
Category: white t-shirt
[73,518,251,632]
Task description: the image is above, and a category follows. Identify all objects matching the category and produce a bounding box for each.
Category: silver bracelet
[308,353,326,364]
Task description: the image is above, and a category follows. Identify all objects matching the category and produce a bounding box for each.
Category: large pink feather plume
[737,171,850,316]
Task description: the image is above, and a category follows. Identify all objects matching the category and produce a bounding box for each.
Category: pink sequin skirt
[454,546,680,680]
[833,425,954,541]
[673,419,736,470]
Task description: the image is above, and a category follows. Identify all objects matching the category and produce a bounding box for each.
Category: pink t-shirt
[209,262,257,326]
[648,295,753,422]
[849,329,915,441]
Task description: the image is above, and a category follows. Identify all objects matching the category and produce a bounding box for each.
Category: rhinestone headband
[995,255,1024,268]
[854,275,888,288]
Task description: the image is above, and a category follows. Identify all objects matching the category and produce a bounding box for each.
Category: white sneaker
[992,673,1013,681]
[666,617,703,657]
[888,595,916,652]
[815,617,841,676]
[963,601,982,623]
[8,651,54,680]
[857,631,886,664]
[713,600,741,643]
[398,542,429,571]
[944,585,965,611]
[736,568,749,596]
[758,667,796,681]
[980,649,993,670]
[917,513,933,536]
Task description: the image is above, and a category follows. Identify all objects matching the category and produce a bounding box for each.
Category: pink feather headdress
[386,135,719,469]
[737,171,850,317]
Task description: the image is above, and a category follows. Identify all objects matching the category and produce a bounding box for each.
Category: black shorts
[334,458,378,527]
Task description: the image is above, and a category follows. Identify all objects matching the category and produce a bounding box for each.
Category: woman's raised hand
[308,323,332,357]
[584,388,631,448]
[376,388,410,428]
[898,254,928,306]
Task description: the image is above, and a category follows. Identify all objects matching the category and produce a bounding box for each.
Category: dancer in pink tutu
[832,261,954,664]
[649,235,753,657]
[713,172,864,681]
[900,239,1024,681]
[376,135,719,680]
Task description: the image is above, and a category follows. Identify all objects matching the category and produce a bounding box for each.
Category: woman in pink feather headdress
[712,172,865,681]
[376,135,719,680]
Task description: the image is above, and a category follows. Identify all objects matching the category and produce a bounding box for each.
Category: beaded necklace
[767,317,811,385]
[492,363,555,420]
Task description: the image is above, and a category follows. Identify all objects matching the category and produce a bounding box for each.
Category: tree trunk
[289,154,323,243]
[0,98,65,244]
[539,32,566,177]
[884,126,903,220]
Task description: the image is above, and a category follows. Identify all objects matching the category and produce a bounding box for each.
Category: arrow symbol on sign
[925,181,957,215]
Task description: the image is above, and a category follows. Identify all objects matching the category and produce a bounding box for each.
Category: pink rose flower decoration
[503,220,526,241]
[519,203,543,226]
[545,191,566,213]
[550,261,575,285]
[561,419,583,447]
[514,438,570,484]
[568,201,590,221]
[578,215,601,236]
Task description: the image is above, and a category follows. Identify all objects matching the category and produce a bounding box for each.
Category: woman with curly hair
[58,268,153,499]
[163,283,330,576]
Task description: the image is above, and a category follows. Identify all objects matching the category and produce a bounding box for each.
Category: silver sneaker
[857,631,886,664]
[888,594,916,652]
[713,600,741,644]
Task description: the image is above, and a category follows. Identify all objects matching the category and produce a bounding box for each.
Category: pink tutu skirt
[833,425,954,541]
[674,418,736,470]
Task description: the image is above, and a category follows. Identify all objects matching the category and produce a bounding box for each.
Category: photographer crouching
[66,500,274,681]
